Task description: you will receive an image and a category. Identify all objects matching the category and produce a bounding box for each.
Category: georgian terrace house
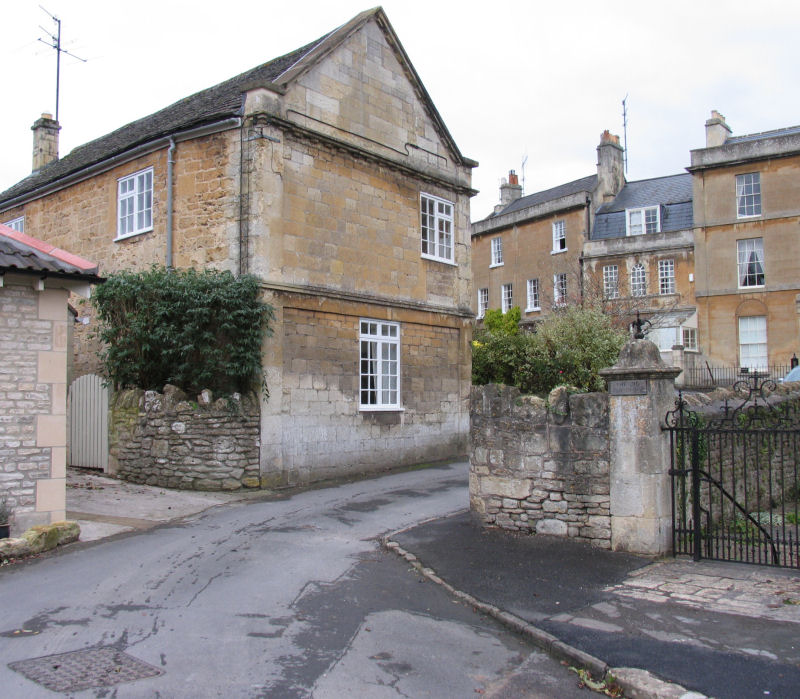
[0,8,477,488]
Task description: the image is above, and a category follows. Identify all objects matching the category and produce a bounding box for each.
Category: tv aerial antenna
[621,95,629,174]
[38,5,86,123]
[521,153,528,194]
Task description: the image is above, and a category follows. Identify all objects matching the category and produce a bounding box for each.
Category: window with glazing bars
[477,288,488,318]
[501,283,513,312]
[737,238,765,287]
[491,237,503,266]
[603,265,619,298]
[359,320,400,409]
[630,263,647,297]
[552,221,566,252]
[658,259,675,295]
[420,194,454,263]
[526,279,540,310]
[554,273,567,306]
[117,167,153,239]
[736,173,761,218]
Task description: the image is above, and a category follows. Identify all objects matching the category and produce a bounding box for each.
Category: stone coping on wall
[109,385,261,491]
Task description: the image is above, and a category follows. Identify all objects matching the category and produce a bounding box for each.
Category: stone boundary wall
[469,383,612,548]
[109,385,260,490]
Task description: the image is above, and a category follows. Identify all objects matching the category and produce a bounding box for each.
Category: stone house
[0,224,102,535]
[584,172,697,361]
[474,112,800,373]
[0,8,476,487]
[690,112,800,369]
[471,131,624,328]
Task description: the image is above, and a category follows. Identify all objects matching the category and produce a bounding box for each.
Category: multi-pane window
[553,273,567,306]
[603,265,619,299]
[736,173,761,218]
[739,316,767,369]
[2,216,24,232]
[552,221,566,252]
[630,263,647,297]
[658,259,675,295]
[359,320,400,409]
[420,193,454,263]
[501,283,513,313]
[526,278,540,311]
[626,207,660,235]
[682,327,698,351]
[737,238,765,288]
[477,288,489,319]
[117,167,153,239]
[491,237,503,266]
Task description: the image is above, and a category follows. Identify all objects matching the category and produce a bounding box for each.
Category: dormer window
[626,206,660,236]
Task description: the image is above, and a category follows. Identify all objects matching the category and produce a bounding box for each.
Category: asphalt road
[0,462,591,698]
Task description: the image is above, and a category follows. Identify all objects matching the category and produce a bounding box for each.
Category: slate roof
[0,224,101,279]
[592,173,693,240]
[0,37,322,206]
[492,174,597,218]
[727,124,800,145]
[1,7,470,209]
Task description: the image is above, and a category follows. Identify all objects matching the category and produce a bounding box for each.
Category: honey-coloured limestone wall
[0,282,69,535]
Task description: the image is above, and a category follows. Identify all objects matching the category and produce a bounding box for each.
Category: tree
[472,306,626,394]
[92,266,274,395]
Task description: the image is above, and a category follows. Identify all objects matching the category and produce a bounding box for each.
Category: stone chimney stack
[705,110,731,148]
[32,113,60,172]
[596,130,625,203]
[494,169,523,214]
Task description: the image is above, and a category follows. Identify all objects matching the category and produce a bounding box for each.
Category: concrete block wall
[469,384,612,547]
[0,282,69,535]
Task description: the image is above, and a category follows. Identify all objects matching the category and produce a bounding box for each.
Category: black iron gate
[664,374,800,568]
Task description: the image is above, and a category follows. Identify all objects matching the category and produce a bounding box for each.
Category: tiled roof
[727,124,800,144]
[493,174,597,218]
[0,38,321,205]
[0,224,101,278]
[592,173,693,240]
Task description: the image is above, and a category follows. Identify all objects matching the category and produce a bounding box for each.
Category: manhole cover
[8,646,163,693]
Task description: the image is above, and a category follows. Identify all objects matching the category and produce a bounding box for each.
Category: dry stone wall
[109,385,260,490]
[469,384,612,547]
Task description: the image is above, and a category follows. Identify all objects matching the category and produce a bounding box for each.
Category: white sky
[2,0,799,222]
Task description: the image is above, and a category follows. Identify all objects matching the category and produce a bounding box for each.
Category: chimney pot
[498,168,523,209]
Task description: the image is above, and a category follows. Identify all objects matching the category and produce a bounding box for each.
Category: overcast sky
[2,0,799,222]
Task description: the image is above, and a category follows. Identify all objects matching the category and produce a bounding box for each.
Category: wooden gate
[68,374,110,471]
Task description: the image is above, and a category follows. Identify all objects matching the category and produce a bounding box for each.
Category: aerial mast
[621,95,629,174]
[38,6,86,123]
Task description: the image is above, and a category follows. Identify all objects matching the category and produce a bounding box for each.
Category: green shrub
[472,306,626,394]
[93,266,274,395]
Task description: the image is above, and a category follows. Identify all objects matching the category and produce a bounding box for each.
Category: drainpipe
[166,137,176,269]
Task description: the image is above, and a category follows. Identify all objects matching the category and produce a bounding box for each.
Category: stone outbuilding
[0,8,476,488]
[0,224,102,535]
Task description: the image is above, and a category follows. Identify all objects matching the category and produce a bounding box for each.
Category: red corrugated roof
[0,224,98,273]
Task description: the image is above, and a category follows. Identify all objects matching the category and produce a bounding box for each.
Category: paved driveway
[1,463,590,698]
